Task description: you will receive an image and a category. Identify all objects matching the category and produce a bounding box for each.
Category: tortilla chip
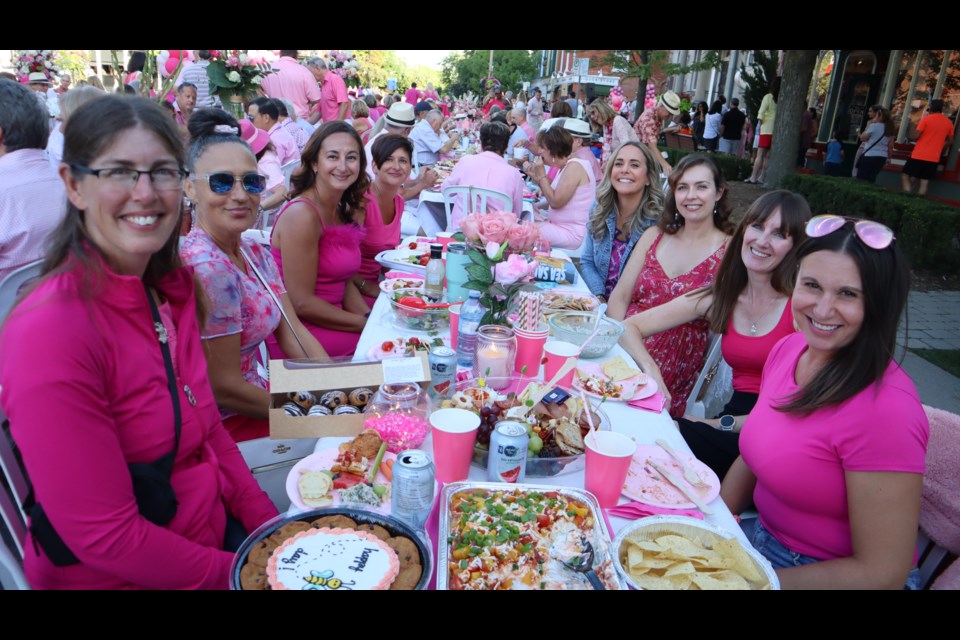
[690,571,751,591]
[713,538,765,583]
[602,356,644,382]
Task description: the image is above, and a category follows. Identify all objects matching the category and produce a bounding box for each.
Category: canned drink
[391,450,436,530]
[487,421,529,484]
[427,346,457,401]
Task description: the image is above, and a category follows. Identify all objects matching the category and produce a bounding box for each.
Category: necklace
[744,292,782,335]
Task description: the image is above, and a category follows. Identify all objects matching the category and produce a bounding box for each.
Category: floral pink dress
[269,198,366,358]
[180,226,284,419]
[626,232,725,418]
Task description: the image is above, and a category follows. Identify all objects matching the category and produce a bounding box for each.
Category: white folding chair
[280,160,300,190]
[0,518,29,589]
[0,259,44,326]
[685,333,734,419]
[441,185,511,231]
[0,427,28,561]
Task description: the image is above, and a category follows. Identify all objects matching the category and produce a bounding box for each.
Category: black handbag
[25,283,183,566]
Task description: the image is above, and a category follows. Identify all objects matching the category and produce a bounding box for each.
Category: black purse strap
[144,282,182,474]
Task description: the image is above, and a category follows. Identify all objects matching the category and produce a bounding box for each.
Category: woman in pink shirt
[523,126,596,250]
[620,190,811,478]
[0,96,277,589]
[722,216,928,589]
[442,121,525,231]
[357,134,413,306]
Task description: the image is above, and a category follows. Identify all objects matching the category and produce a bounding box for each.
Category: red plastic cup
[430,408,480,484]
[584,431,637,508]
[542,341,579,387]
[514,322,549,376]
[449,304,462,351]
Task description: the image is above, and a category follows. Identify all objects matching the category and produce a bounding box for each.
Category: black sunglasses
[193,172,267,194]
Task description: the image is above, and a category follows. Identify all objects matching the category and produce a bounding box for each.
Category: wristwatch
[718,415,736,432]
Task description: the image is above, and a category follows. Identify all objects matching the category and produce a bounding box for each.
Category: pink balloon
[611,95,623,109]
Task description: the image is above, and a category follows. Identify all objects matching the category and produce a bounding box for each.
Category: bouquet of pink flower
[14,50,59,83]
[454,212,540,326]
[328,50,360,87]
[206,50,274,98]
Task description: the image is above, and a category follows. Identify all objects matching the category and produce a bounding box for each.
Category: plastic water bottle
[457,291,484,367]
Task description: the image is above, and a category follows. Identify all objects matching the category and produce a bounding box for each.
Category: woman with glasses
[0,96,278,589]
[721,216,928,589]
[180,110,328,443]
[268,121,370,359]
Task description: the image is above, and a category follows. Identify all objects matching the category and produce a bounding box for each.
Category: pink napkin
[628,391,667,413]
[607,501,705,520]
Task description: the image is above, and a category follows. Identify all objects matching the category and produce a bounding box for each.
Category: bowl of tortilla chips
[612,516,778,590]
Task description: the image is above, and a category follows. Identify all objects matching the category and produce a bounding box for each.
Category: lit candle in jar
[476,344,511,381]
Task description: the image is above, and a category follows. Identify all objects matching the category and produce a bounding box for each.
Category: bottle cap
[430,244,443,258]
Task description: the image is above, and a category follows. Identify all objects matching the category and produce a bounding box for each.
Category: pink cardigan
[0,257,278,589]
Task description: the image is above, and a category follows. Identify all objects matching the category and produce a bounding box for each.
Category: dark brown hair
[707,190,811,333]
[45,95,186,289]
[290,121,369,224]
[659,154,733,236]
[537,126,573,159]
[370,133,413,169]
[777,220,911,415]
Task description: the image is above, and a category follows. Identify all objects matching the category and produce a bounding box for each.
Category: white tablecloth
[349,257,746,545]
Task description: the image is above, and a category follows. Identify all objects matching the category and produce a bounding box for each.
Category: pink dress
[536,157,596,250]
[269,198,366,358]
[626,233,725,418]
[359,190,404,306]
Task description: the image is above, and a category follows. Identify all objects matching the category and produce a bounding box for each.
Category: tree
[765,50,820,188]
[441,50,536,97]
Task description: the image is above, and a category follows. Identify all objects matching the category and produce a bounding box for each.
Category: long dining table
[349,251,748,548]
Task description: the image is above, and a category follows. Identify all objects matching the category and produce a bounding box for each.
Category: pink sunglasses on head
[805,215,895,250]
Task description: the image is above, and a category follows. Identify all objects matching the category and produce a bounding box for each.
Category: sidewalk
[897,291,960,414]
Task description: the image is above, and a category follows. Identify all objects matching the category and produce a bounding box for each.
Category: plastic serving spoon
[397,296,454,310]
[577,303,608,355]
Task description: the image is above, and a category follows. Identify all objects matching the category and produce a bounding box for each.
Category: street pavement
[898,291,960,414]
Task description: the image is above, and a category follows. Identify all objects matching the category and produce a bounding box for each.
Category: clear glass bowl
[388,287,451,333]
[364,382,433,453]
[549,311,625,359]
[447,376,610,477]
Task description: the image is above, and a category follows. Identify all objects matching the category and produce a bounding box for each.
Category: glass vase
[473,325,517,390]
[363,383,433,453]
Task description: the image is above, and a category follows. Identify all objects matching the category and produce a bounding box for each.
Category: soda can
[391,450,436,530]
[487,421,529,484]
[427,346,457,401]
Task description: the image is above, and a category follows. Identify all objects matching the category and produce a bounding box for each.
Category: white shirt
[408,119,444,166]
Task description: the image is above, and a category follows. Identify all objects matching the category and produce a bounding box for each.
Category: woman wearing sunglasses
[0,96,278,589]
[620,190,810,479]
[721,216,929,589]
[180,110,329,443]
[268,121,370,358]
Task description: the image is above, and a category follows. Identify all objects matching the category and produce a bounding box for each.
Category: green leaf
[451,232,466,242]
[205,63,235,89]
[466,264,494,284]
[467,251,492,268]
[462,281,488,292]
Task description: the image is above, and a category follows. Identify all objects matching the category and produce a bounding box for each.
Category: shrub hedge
[780,173,960,273]
[657,147,754,181]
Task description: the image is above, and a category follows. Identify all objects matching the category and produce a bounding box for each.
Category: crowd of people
[0,50,934,590]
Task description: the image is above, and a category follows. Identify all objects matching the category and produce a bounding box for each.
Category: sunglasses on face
[193,172,267,194]
[805,215,895,250]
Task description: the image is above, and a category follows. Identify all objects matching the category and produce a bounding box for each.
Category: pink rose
[494,254,536,286]
[459,213,483,242]
[506,221,541,251]
[477,211,517,245]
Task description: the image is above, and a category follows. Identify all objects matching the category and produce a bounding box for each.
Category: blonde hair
[590,142,664,240]
[60,86,104,123]
[351,100,370,118]
[587,98,616,127]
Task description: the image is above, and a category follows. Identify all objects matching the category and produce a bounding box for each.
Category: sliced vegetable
[368,442,388,484]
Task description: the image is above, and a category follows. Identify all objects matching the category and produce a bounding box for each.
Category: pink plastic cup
[449,304,462,350]
[542,341,580,387]
[584,431,637,508]
[435,232,456,252]
[430,408,480,484]
[514,322,549,376]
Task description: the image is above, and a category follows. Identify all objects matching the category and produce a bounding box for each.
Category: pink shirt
[261,56,321,119]
[279,117,309,154]
[441,151,525,231]
[573,146,603,183]
[741,333,929,560]
[721,298,795,395]
[0,259,278,589]
[405,88,422,104]
[318,72,349,123]
[268,121,299,166]
[359,190,405,295]
[0,149,66,282]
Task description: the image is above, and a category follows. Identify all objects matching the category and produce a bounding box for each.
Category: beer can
[427,346,457,401]
[391,450,436,530]
[487,421,529,484]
